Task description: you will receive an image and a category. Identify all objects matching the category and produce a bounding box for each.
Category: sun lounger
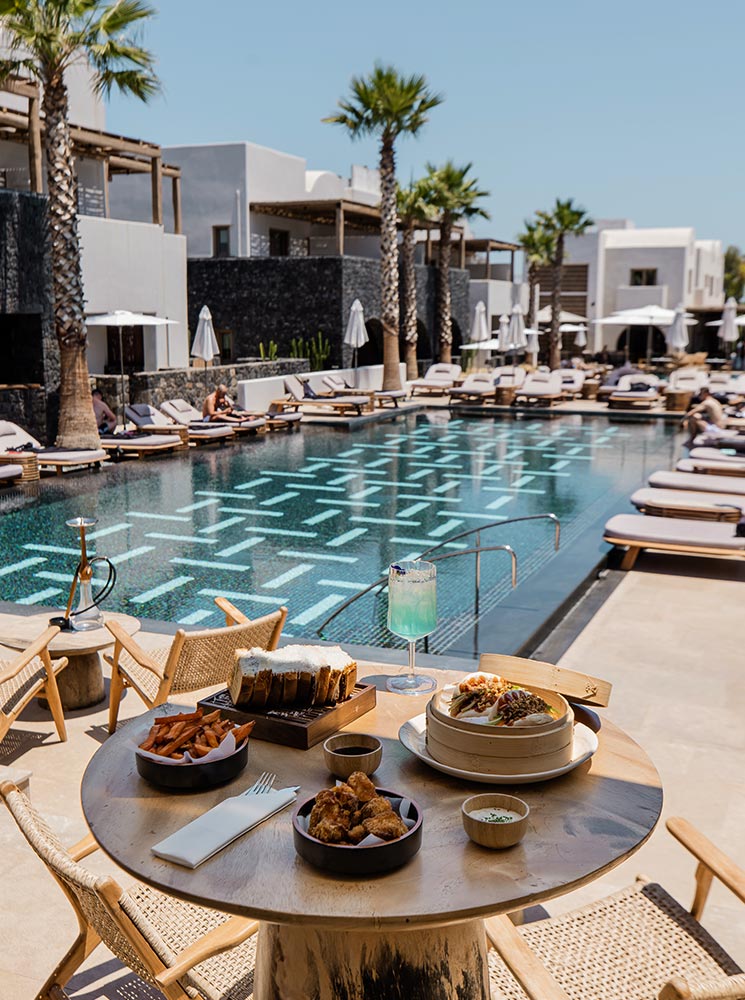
[410,363,462,396]
[667,369,708,393]
[100,432,186,458]
[322,374,406,408]
[283,376,371,416]
[630,487,744,521]
[691,430,745,452]
[689,447,745,465]
[677,457,745,477]
[607,374,660,409]
[126,404,236,445]
[0,420,107,474]
[448,372,497,403]
[650,470,745,494]
[160,398,263,434]
[514,371,563,406]
[0,463,23,485]
[604,512,745,569]
[492,366,526,388]
[554,369,585,398]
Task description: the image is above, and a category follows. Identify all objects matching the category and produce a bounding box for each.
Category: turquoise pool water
[0,414,680,652]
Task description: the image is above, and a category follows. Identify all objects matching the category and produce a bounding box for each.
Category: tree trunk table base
[39,652,105,711]
[666,390,693,412]
[495,386,516,406]
[254,918,489,1000]
[581,380,600,400]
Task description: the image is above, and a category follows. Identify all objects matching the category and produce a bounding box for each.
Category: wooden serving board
[197,682,377,750]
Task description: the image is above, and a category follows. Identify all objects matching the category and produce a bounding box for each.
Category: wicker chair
[485,817,745,1000]
[0,626,68,745]
[0,780,258,1000]
[105,598,287,733]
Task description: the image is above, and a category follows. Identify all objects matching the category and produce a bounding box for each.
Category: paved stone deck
[1,550,744,997]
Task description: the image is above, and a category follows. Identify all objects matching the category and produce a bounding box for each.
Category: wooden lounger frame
[690,464,745,477]
[607,393,660,410]
[42,456,106,475]
[605,533,745,571]
[514,392,562,407]
[101,438,187,459]
[635,501,742,523]
[410,382,454,397]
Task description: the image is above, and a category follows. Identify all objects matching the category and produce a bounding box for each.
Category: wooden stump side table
[666,389,693,412]
[581,380,600,400]
[0,611,140,710]
[495,385,517,406]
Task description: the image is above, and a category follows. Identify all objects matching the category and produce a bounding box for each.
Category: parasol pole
[118,324,125,426]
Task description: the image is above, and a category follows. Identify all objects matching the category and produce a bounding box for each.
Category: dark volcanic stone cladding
[188,256,472,366]
[0,190,57,441]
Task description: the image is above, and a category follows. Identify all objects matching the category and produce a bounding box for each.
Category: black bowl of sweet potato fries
[135,707,253,791]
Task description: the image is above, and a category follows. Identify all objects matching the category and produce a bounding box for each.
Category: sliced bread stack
[229,644,357,710]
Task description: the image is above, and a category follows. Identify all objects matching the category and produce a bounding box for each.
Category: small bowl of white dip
[461,793,529,849]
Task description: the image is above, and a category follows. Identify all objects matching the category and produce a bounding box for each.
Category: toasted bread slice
[249,667,272,710]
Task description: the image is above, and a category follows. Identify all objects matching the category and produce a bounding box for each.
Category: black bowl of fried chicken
[292,771,422,875]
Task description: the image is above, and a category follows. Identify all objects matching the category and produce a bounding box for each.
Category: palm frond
[424,160,490,222]
[92,65,158,100]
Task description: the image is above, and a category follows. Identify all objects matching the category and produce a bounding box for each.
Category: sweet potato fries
[138,708,254,760]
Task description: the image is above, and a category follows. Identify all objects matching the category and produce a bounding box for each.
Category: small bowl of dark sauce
[323,733,382,779]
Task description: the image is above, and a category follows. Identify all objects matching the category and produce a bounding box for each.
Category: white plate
[398,714,599,785]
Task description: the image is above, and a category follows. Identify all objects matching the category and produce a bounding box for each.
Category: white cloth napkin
[152,787,297,868]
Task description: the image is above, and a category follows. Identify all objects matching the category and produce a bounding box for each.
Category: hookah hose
[69,556,117,618]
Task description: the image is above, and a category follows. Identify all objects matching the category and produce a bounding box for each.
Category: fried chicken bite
[360,796,393,820]
[308,789,352,843]
[346,771,377,802]
[347,824,367,844]
[362,812,408,840]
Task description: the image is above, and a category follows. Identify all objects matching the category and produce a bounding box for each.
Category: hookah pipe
[49,517,117,632]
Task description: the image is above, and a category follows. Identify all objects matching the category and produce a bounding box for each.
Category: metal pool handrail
[315,513,560,640]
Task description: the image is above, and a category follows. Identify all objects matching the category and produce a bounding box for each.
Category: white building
[540,220,724,353]
[0,49,189,373]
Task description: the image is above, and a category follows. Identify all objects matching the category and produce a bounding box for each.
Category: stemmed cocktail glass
[386,560,437,695]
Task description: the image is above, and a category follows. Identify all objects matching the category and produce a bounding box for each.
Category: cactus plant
[259,340,279,361]
[308,330,331,371]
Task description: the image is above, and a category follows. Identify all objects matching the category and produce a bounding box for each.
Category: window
[217,328,233,363]
[630,268,658,286]
[213,225,230,258]
[269,228,290,257]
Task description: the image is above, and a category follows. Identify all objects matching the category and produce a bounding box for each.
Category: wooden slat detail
[477,653,612,707]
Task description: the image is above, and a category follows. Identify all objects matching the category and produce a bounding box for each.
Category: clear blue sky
[106,0,744,248]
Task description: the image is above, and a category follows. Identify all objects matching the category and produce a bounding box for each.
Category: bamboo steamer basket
[426,681,574,776]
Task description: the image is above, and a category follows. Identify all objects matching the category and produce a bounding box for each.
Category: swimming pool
[0,413,680,654]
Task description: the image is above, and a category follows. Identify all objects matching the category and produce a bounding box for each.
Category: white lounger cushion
[0,464,23,480]
[518,373,563,396]
[650,470,745,494]
[605,513,745,550]
[630,488,745,514]
[127,403,172,427]
[689,447,745,463]
[677,459,745,475]
[102,433,182,448]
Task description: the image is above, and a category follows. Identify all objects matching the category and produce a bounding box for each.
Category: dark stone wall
[188,256,471,369]
[0,190,57,441]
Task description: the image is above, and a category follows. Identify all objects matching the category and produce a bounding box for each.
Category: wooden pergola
[428,236,520,278]
[251,199,465,258]
[0,76,182,232]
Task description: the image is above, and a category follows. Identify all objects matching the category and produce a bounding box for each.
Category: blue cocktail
[386,560,437,695]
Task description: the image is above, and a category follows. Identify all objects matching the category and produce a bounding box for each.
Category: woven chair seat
[108,645,171,702]
[487,881,743,1000]
[124,882,256,1000]
[0,655,47,716]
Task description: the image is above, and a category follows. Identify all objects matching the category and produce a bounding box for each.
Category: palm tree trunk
[401,223,419,379]
[379,136,402,390]
[43,77,100,448]
[437,214,453,363]
[526,263,537,330]
[549,235,564,372]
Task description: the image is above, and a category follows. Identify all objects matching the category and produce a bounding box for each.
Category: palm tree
[0,0,159,447]
[397,178,436,379]
[324,65,441,390]
[425,161,489,363]
[517,220,555,332]
[536,198,593,371]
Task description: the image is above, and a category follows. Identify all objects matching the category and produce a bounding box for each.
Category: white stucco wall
[79,217,188,371]
[469,280,529,331]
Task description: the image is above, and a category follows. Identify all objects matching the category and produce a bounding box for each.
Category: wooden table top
[81,662,662,931]
[0,610,140,655]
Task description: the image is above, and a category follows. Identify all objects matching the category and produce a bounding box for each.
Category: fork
[241,771,276,796]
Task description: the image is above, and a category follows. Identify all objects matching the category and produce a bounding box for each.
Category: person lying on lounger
[92,389,116,434]
[202,384,251,423]
[682,387,727,448]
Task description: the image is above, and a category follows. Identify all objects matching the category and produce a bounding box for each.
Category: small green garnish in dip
[469,806,520,824]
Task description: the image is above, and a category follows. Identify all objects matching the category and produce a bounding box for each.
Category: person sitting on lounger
[203,384,251,424]
[92,389,116,434]
[682,388,727,447]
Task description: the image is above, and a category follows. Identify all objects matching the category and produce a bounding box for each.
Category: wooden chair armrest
[213,596,248,626]
[68,832,99,862]
[660,972,745,999]
[484,915,571,1000]
[105,621,164,676]
[667,817,745,914]
[155,916,259,988]
[0,626,60,684]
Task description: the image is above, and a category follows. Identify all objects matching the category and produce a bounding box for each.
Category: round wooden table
[81,662,662,1000]
[0,610,140,710]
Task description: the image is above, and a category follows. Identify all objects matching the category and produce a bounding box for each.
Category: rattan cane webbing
[112,645,171,701]
[0,655,47,716]
[170,615,283,695]
[486,882,743,1000]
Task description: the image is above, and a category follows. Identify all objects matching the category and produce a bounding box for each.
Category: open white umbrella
[344,299,369,370]
[594,304,695,362]
[191,306,220,392]
[86,310,179,421]
[537,306,586,324]
[460,337,502,351]
[665,304,689,354]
